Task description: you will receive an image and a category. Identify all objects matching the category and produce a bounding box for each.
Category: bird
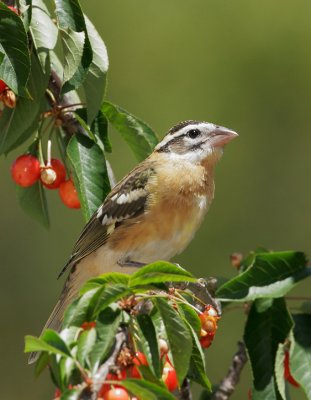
[28,120,238,364]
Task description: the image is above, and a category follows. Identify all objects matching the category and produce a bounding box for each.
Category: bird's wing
[58,162,156,278]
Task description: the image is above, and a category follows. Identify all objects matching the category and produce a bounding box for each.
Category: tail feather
[28,272,80,364]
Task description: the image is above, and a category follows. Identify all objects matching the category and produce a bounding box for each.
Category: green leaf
[275,343,287,400]
[137,314,161,379]
[0,52,50,155]
[91,109,112,152]
[80,272,130,294]
[120,379,175,400]
[90,307,122,371]
[34,352,50,377]
[73,110,96,141]
[25,330,72,358]
[84,16,108,124]
[62,287,104,328]
[76,327,96,366]
[59,356,77,387]
[30,0,58,69]
[187,325,211,391]
[244,298,293,397]
[129,261,197,288]
[102,101,158,161]
[154,297,192,385]
[61,28,85,84]
[95,283,132,315]
[60,388,83,400]
[19,0,32,32]
[0,3,30,95]
[55,0,92,92]
[178,303,201,336]
[67,133,111,221]
[217,251,309,302]
[17,180,50,228]
[290,314,311,398]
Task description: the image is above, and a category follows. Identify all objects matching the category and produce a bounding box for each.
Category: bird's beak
[210,126,239,148]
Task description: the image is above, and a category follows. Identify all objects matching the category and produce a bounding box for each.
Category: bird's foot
[117,258,146,268]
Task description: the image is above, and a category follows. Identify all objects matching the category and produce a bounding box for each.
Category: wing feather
[58,162,156,278]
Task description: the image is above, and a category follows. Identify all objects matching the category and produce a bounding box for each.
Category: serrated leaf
[30,0,57,69]
[244,298,293,398]
[217,251,309,302]
[91,109,112,152]
[178,303,201,336]
[61,28,85,83]
[84,16,108,124]
[25,330,72,358]
[19,0,32,32]
[62,287,104,328]
[80,272,129,294]
[17,180,50,228]
[290,314,311,398]
[67,133,110,221]
[129,261,196,288]
[55,0,92,92]
[90,307,122,371]
[137,314,161,379]
[120,379,175,400]
[0,52,49,155]
[60,387,83,400]
[76,328,96,366]
[275,343,287,400]
[102,101,158,161]
[95,284,132,315]
[187,325,211,391]
[154,297,192,385]
[0,3,30,95]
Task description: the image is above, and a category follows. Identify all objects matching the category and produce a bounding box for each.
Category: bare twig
[178,379,193,400]
[211,341,248,400]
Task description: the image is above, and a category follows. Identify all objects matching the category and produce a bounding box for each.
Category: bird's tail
[28,270,81,364]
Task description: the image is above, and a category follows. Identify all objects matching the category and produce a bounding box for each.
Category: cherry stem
[46,139,52,167]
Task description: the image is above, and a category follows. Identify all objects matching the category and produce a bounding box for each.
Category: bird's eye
[187,129,201,139]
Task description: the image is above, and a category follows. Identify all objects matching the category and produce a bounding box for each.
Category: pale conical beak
[210,126,239,148]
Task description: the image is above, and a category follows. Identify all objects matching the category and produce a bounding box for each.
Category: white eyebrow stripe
[155,122,216,150]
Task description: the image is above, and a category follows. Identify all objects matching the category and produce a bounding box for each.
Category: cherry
[199,334,214,349]
[162,360,178,392]
[41,158,66,189]
[8,6,18,14]
[81,321,96,330]
[59,179,81,209]
[159,338,169,358]
[11,154,40,187]
[0,80,6,94]
[130,352,148,378]
[104,388,130,400]
[98,371,126,397]
[284,350,300,387]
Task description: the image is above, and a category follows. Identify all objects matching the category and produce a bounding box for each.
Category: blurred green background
[1,0,311,398]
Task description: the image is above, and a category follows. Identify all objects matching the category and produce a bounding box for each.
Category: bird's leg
[117,258,146,268]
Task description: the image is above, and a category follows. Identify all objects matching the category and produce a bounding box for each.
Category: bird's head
[155,120,238,165]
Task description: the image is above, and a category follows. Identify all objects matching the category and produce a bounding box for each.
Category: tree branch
[211,341,248,400]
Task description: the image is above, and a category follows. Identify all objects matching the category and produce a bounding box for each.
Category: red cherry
[54,387,61,399]
[162,361,178,392]
[0,80,7,94]
[130,352,148,378]
[8,6,18,14]
[41,158,66,189]
[59,179,81,209]
[11,154,40,187]
[199,334,214,349]
[98,371,126,397]
[81,321,96,330]
[199,313,218,334]
[284,350,300,387]
[104,388,130,400]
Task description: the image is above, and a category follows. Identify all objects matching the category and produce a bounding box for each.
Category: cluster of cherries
[11,154,80,209]
[53,305,219,400]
